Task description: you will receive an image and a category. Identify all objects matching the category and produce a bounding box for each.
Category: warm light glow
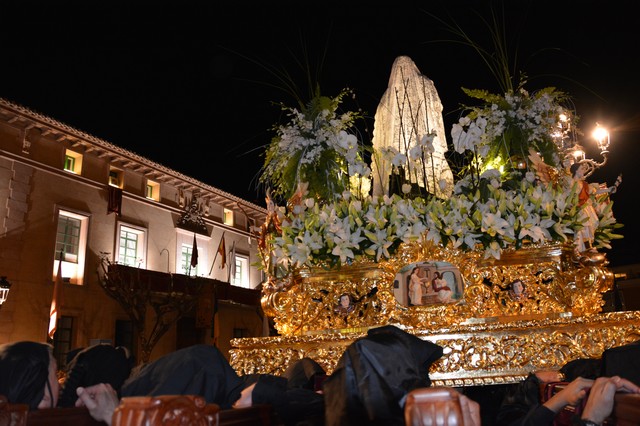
[558,113,569,125]
[551,129,563,140]
[571,145,586,163]
[482,156,504,174]
[552,112,574,151]
[592,123,610,153]
[509,155,527,170]
[564,123,611,179]
[0,276,11,306]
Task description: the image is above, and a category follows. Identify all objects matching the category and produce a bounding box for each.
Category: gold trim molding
[260,242,613,335]
[230,311,640,386]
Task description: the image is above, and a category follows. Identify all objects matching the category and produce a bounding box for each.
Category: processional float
[229,56,636,386]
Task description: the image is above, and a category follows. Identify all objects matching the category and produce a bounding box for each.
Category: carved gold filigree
[232,240,624,385]
[229,311,640,386]
[260,241,614,335]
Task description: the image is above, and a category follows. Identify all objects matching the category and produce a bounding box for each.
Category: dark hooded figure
[120,344,246,409]
[600,339,640,386]
[243,327,443,426]
[0,341,54,410]
[282,357,326,390]
[121,345,326,425]
[58,344,134,407]
[323,325,444,426]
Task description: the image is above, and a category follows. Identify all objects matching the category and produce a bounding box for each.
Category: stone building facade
[0,98,267,364]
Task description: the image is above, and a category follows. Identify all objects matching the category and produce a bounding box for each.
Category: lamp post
[0,276,11,310]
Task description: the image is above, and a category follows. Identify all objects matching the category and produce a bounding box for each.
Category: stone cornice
[0,97,267,221]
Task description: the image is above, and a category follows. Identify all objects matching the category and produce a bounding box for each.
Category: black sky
[1,1,639,266]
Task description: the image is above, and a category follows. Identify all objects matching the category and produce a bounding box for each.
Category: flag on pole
[207,231,226,276]
[217,234,226,269]
[48,251,64,339]
[190,233,199,268]
[228,241,236,282]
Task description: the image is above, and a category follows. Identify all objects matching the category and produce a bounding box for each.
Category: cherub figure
[527,148,560,186]
[334,293,355,314]
[570,163,621,253]
[508,279,528,301]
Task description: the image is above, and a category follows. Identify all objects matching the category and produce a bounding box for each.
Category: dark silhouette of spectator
[0,341,58,410]
[58,343,134,407]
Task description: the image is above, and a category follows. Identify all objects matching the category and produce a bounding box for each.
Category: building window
[116,223,147,268]
[180,244,195,276]
[119,230,138,266]
[64,155,74,171]
[146,180,160,201]
[54,209,89,285]
[56,215,80,263]
[51,315,74,368]
[63,149,83,174]
[109,167,123,188]
[223,208,234,226]
[231,254,250,288]
[175,231,210,277]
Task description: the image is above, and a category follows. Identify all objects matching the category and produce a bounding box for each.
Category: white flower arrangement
[258,86,623,274]
[259,88,371,202]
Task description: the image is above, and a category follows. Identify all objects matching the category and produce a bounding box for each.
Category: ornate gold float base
[234,242,633,385]
[229,311,640,386]
[259,242,614,336]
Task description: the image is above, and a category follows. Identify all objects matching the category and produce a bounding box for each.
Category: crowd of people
[1,326,639,425]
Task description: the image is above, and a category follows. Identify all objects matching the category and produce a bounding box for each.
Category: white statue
[371,56,453,198]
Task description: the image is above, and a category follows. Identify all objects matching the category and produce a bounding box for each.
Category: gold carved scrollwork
[261,241,614,335]
[230,311,640,385]
[264,262,399,335]
[237,241,628,385]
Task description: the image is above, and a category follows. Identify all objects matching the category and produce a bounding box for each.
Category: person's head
[0,341,58,410]
[434,272,441,279]
[58,343,133,407]
[570,162,586,179]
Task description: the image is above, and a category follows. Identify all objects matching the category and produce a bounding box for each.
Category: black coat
[120,344,245,409]
[323,325,443,426]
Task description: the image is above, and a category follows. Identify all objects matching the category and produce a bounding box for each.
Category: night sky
[1,1,639,266]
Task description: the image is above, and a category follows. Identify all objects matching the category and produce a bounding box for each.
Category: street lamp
[0,276,11,309]
[592,123,610,154]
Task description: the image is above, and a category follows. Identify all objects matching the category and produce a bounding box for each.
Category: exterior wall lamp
[0,276,11,309]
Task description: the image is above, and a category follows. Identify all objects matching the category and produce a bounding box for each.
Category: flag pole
[48,250,64,339]
[227,240,236,282]
[188,232,198,276]
[208,231,226,275]
[208,249,218,276]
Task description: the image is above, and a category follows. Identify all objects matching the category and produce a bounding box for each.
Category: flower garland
[258,86,623,274]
